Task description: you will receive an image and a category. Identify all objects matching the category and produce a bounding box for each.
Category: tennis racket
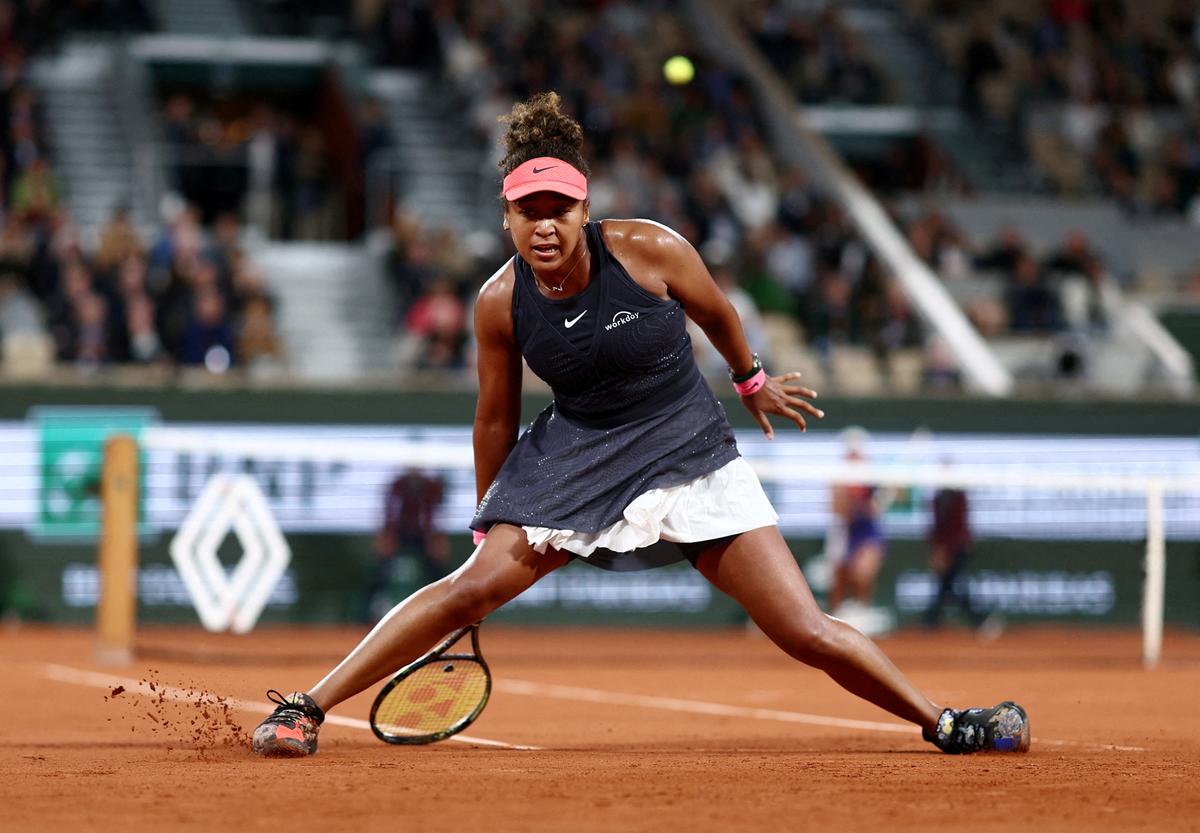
[369,622,492,745]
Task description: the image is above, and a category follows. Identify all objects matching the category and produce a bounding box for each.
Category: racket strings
[374,659,489,738]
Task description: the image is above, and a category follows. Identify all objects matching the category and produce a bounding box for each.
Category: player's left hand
[740,371,823,439]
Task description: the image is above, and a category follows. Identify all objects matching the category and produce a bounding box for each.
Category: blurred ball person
[825,428,887,623]
[361,468,450,623]
[923,474,1003,640]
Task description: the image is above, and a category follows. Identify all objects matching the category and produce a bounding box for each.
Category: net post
[96,433,139,665]
[1141,482,1165,669]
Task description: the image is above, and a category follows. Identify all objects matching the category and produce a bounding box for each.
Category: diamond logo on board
[169,474,291,633]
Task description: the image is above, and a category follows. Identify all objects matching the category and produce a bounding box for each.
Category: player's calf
[251,690,325,757]
[924,701,1030,754]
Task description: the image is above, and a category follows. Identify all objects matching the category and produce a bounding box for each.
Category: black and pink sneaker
[251,690,325,757]
[924,701,1031,754]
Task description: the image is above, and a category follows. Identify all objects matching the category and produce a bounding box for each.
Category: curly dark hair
[497,91,591,179]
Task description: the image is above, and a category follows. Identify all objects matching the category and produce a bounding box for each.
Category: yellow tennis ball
[663,55,695,85]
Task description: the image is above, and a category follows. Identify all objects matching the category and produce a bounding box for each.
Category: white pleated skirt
[522,456,778,558]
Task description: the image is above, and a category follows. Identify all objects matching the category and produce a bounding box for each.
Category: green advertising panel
[3,531,1196,631]
[34,407,156,540]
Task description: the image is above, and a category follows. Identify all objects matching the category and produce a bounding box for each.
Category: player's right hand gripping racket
[369,622,492,745]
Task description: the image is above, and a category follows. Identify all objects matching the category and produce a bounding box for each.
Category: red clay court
[3,623,1199,833]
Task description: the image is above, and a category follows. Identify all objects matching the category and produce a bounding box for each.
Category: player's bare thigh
[450,522,570,607]
[688,525,826,633]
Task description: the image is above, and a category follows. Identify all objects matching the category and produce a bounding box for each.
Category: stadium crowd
[914,0,1200,217]
[740,0,892,105]
[376,0,928,385]
[0,0,284,374]
[377,0,1192,386]
[5,0,1194,387]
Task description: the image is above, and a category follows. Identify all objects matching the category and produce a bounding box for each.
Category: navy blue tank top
[512,222,703,427]
[472,220,739,540]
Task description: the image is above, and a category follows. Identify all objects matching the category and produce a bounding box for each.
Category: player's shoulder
[476,256,517,311]
[601,218,693,265]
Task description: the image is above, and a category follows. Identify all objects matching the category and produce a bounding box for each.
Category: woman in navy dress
[251,93,1028,757]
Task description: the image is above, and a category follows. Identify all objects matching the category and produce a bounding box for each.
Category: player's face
[504,192,590,273]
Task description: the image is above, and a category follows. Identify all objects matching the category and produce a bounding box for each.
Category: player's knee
[440,575,513,625]
[786,613,842,665]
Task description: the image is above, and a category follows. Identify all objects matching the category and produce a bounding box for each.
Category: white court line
[38,662,540,751]
[39,662,1145,754]
[498,678,1147,753]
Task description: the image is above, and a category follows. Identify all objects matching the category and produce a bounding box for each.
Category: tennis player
[252,92,1029,757]
[826,431,888,618]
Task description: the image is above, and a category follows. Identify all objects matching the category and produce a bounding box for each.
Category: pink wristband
[733,367,767,396]
[472,529,487,546]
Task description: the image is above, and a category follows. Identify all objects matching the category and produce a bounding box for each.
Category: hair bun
[498,92,589,177]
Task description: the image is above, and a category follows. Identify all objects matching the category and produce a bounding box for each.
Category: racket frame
[368,622,492,745]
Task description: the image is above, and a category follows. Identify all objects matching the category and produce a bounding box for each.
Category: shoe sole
[991,701,1030,753]
[253,738,315,757]
[252,728,317,757]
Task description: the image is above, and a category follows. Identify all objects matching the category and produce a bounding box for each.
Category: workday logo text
[605,311,640,331]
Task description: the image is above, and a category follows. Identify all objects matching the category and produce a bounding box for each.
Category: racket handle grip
[472,529,487,546]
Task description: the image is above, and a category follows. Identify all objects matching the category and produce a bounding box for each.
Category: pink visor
[502,157,588,201]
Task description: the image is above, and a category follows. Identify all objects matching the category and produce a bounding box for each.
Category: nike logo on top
[532,165,557,174]
[564,310,587,329]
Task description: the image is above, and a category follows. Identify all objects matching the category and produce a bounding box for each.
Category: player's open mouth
[531,244,560,260]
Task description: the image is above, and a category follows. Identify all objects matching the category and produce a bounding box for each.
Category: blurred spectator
[960,14,1006,120]
[974,225,1029,274]
[803,267,854,380]
[70,291,110,367]
[402,277,468,370]
[376,0,441,69]
[1007,253,1064,333]
[1043,229,1098,278]
[11,155,57,222]
[293,126,333,238]
[385,209,436,319]
[362,468,450,623]
[1059,255,1118,334]
[236,292,284,370]
[861,264,922,383]
[162,93,195,195]
[120,292,165,364]
[921,335,962,391]
[180,286,234,369]
[689,262,770,376]
[0,216,32,289]
[95,206,143,274]
[922,479,1001,637]
[46,259,94,360]
[358,96,392,180]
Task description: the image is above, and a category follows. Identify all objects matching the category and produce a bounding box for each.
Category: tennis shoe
[251,690,325,757]
[924,701,1030,754]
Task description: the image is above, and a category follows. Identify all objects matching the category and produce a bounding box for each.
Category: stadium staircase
[366,70,492,234]
[31,40,159,237]
[252,242,395,381]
